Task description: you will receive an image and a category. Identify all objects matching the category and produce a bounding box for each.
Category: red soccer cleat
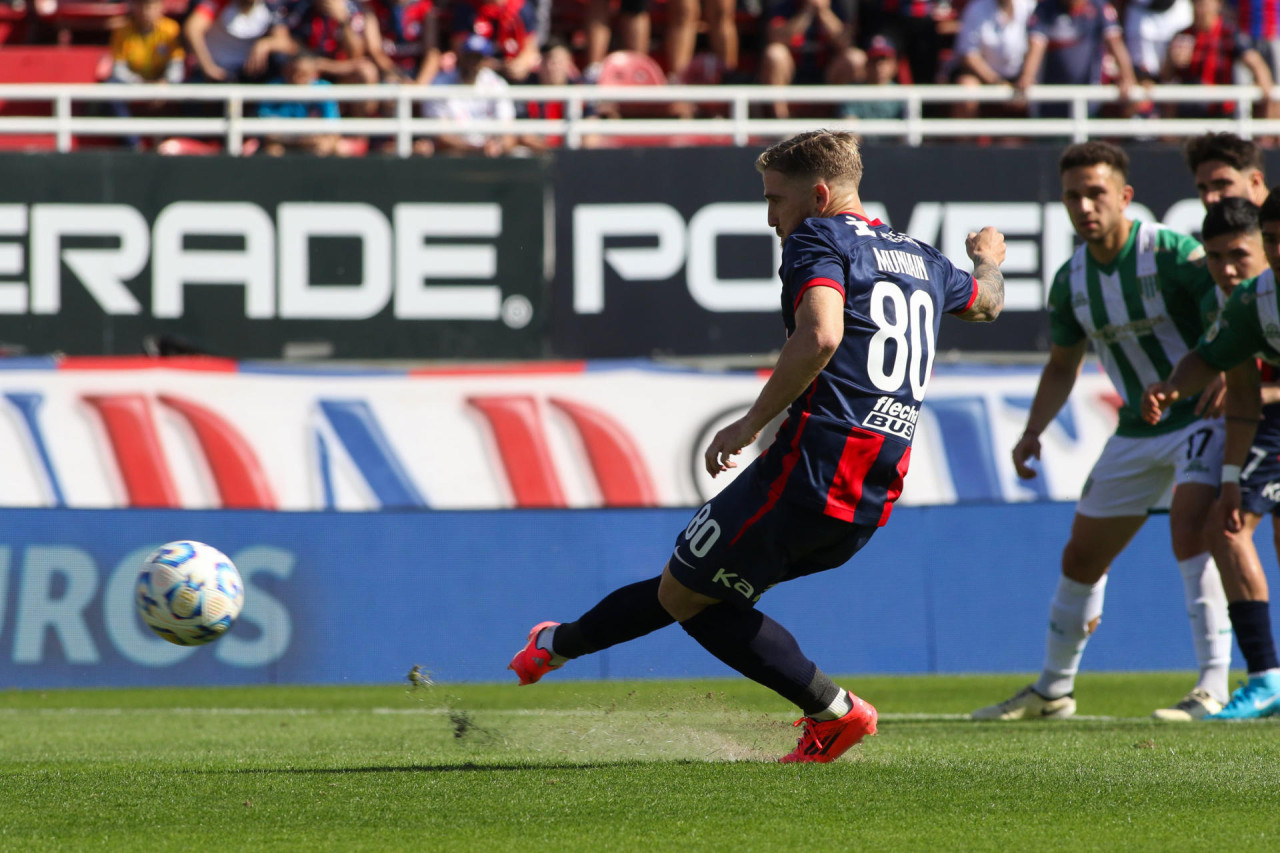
[778,692,878,764]
[507,620,562,685]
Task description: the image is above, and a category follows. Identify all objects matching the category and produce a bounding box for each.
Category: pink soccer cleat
[507,621,562,685]
[779,692,878,764]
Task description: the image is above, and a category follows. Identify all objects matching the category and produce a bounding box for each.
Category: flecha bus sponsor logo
[862,396,920,440]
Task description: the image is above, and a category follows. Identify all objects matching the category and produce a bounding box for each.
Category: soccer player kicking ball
[1142,196,1280,720]
[509,130,1007,763]
[973,141,1234,723]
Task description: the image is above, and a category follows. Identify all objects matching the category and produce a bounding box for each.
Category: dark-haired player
[973,140,1232,722]
[1185,132,1269,207]
[1143,194,1280,719]
[508,130,1007,763]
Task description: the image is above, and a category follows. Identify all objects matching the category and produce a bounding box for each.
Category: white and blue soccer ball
[136,541,245,646]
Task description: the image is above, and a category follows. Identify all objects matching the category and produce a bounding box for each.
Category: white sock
[1178,553,1232,704]
[535,626,568,666]
[811,689,853,721]
[1035,575,1107,700]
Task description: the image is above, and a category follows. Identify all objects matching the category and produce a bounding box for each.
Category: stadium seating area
[0,0,1275,153]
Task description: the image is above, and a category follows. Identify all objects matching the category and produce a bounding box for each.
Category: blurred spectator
[758,0,865,119]
[284,0,379,86]
[423,34,517,155]
[1162,0,1275,117]
[109,0,184,85]
[258,52,341,155]
[364,0,441,83]
[950,0,1031,119]
[698,0,741,79]
[184,0,293,83]
[105,0,185,150]
[840,34,906,122]
[1125,0,1193,80]
[518,37,583,151]
[862,0,955,84]
[953,0,1031,84]
[1234,0,1280,85]
[450,0,540,82]
[582,0,737,81]
[1015,0,1137,116]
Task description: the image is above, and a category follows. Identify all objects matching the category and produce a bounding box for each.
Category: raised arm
[954,226,1006,322]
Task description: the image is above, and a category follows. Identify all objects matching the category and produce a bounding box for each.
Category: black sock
[551,576,674,659]
[1228,600,1280,673]
[679,605,842,715]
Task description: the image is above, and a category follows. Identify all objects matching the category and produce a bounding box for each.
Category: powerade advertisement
[0,144,1265,360]
[0,153,547,359]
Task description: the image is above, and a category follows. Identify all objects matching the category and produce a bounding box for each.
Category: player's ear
[1120,184,1135,207]
[813,180,831,212]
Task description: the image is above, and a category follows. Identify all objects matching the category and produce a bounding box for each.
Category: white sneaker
[1151,688,1223,721]
[972,684,1076,720]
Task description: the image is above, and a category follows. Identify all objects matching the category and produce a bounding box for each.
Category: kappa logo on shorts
[1263,481,1280,502]
[712,568,757,600]
[709,569,770,604]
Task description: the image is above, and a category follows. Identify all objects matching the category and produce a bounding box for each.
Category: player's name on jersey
[872,247,930,281]
[863,396,921,440]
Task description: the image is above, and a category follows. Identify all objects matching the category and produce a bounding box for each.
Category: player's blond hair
[755,130,863,189]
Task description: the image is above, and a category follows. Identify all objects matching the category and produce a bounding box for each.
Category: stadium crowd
[1,0,1279,151]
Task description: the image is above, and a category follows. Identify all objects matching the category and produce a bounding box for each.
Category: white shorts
[1077,419,1224,518]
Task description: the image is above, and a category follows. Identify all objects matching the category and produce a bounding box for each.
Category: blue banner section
[0,505,1275,687]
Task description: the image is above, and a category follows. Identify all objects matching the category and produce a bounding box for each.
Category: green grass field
[1,672,1276,852]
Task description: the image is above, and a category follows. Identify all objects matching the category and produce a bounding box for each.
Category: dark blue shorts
[668,460,877,609]
[1241,446,1280,517]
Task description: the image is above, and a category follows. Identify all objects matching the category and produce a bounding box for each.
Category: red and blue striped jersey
[1236,0,1280,43]
[755,211,978,527]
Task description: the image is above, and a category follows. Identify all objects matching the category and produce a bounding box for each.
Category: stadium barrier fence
[0,82,1274,153]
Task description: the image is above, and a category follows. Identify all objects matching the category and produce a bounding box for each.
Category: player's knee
[657,572,712,622]
[1060,539,1109,584]
[1203,519,1231,552]
[1169,525,1207,560]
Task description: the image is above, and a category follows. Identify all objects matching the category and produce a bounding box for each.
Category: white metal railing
[0,82,1273,154]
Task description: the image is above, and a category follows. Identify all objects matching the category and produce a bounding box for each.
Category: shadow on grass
[186,760,712,775]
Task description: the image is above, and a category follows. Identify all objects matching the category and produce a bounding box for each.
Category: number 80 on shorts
[684,503,722,558]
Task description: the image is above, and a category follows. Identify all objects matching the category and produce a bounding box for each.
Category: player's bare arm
[1141,351,1221,424]
[1217,360,1263,534]
[955,226,1007,323]
[1013,339,1087,479]
[1194,372,1228,418]
[704,286,844,477]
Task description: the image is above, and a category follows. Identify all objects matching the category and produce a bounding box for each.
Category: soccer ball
[136,541,245,646]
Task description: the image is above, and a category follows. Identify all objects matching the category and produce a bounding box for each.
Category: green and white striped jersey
[1048,220,1215,437]
[1198,267,1280,370]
